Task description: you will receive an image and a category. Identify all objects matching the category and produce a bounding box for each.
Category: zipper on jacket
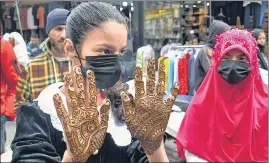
[60,62,64,81]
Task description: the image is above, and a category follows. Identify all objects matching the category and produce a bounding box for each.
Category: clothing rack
[170,44,205,49]
[160,44,204,111]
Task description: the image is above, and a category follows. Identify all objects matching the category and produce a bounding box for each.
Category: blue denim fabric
[0,123,6,153]
[244,3,261,28]
[260,1,268,25]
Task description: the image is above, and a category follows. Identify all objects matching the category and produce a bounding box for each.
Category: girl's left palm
[121,58,179,155]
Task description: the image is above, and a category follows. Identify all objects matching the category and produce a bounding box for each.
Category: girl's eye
[98,49,113,55]
[103,49,112,55]
[240,57,248,61]
[120,49,127,55]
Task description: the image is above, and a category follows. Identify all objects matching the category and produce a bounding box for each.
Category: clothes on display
[136,44,155,76]
[2,7,12,32]
[136,44,202,108]
[260,1,268,25]
[37,5,45,29]
[226,1,244,26]
[2,2,71,42]
[244,1,261,29]
[155,45,202,109]
[27,7,37,30]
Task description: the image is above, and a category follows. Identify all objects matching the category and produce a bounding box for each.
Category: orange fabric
[0,39,19,120]
[37,6,45,28]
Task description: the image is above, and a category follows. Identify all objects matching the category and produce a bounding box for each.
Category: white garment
[184,150,208,162]
[36,82,132,147]
[3,33,10,41]
[3,32,30,67]
[243,1,261,7]
[136,44,155,76]
[160,44,172,57]
[173,56,180,84]
[259,68,268,85]
[27,7,37,30]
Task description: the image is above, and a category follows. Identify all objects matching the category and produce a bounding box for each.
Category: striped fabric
[15,38,69,107]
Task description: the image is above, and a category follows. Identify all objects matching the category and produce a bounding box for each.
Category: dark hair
[31,32,39,38]
[66,2,127,47]
[162,38,170,46]
[187,34,198,42]
[252,28,265,40]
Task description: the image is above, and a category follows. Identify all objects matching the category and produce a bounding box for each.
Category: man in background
[15,8,70,107]
[27,33,43,58]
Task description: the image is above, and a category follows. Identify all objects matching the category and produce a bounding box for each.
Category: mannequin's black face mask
[75,47,123,89]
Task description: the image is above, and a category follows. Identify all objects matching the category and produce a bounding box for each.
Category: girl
[176,29,268,162]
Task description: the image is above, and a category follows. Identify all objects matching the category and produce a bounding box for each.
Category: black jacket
[11,102,148,163]
[195,46,212,91]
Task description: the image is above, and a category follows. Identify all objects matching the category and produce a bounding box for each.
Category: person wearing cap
[15,8,70,107]
[26,33,43,58]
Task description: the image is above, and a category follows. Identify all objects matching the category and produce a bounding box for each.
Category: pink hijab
[176,29,268,162]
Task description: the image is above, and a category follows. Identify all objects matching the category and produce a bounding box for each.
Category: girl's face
[257,32,266,46]
[65,21,128,67]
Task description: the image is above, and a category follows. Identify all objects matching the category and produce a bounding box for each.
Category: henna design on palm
[53,66,110,162]
[121,57,179,155]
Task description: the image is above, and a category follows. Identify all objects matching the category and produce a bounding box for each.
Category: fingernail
[53,94,59,99]
[105,99,110,105]
[86,70,94,77]
[174,82,179,89]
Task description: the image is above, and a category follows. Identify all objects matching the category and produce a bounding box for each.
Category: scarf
[176,29,268,162]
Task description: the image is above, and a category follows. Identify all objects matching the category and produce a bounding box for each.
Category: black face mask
[80,55,122,89]
[217,60,252,84]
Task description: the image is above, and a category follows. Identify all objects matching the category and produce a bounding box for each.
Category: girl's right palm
[53,66,110,162]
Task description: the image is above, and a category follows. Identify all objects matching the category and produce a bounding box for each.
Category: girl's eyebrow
[95,43,114,49]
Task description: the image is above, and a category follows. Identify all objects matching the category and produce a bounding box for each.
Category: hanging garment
[244,3,261,29]
[173,55,181,88]
[259,1,268,25]
[163,58,170,93]
[178,53,190,95]
[27,7,37,30]
[183,53,190,94]
[158,56,164,70]
[20,7,28,30]
[37,5,45,29]
[167,57,174,94]
[136,45,155,77]
[176,29,268,162]
[9,6,16,32]
[188,53,195,96]
[3,8,12,30]
[32,5,39,26]
[13,8,20,30]
[226,1,244,26]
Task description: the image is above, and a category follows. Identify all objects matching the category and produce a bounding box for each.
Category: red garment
[20,7,28,30]
[176,29,268,162]
[0,39,20,120]
[178,53,190,94]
